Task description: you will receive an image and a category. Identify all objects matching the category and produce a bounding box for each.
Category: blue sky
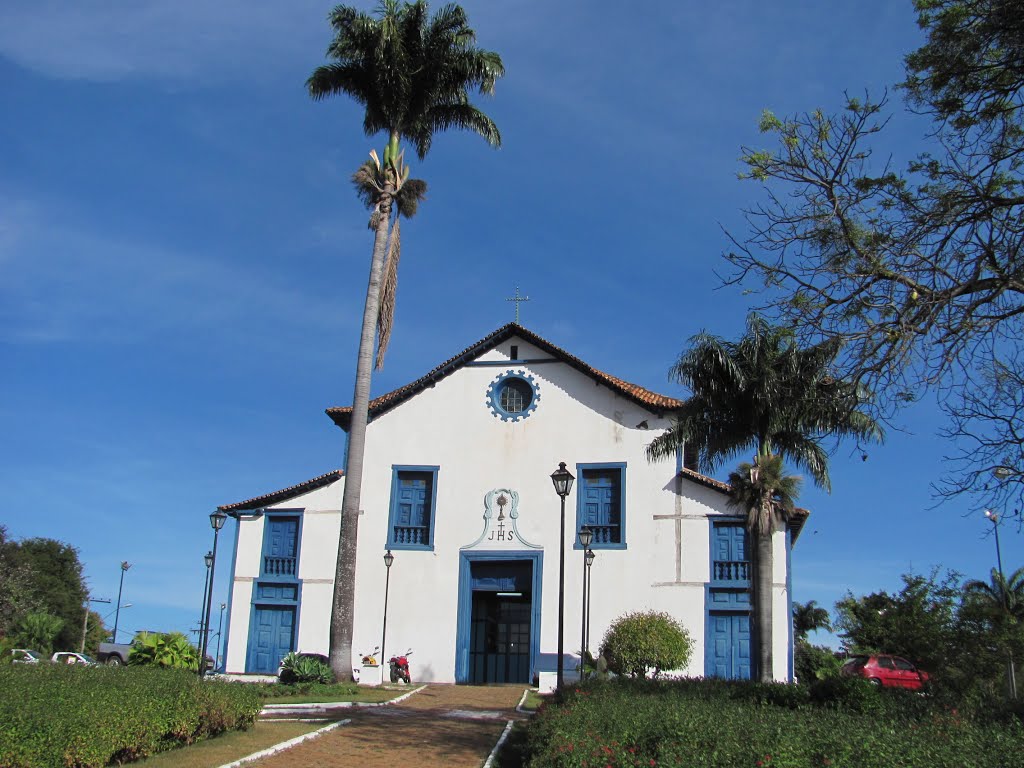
[2,0,1018,650]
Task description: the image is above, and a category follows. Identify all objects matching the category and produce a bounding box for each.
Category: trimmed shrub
[524,678,1024,767]
[279,652,334,684]
[0,663,261,768]
[599,610,693,678]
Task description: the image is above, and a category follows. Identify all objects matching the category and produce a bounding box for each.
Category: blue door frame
[455,550,543,683]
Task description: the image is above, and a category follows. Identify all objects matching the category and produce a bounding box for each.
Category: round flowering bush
[600,610,693,678]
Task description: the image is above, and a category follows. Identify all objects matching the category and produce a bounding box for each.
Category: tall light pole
[382,550,394,683]
[200,510,228,678]
[112,562,131,644]
[578,526,592,678]
[551,462,575,690]
[216,602,227,670]
[585,548,595,661]
[985,508,1016,699]
[198,550,212,676]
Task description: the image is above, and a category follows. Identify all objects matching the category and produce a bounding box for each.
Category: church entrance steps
[233,684,529,768]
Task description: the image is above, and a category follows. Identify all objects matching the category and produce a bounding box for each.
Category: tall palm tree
[964,567,1024,698]
[307,0,503,680]
[727,454,801,681]
[793,599,832,641]
[647,313,883,682]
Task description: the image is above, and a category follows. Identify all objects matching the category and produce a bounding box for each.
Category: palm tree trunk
[755,518,774,683]
[328,178,395,682]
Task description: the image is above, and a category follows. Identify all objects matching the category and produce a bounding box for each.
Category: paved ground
[249,684,527,768]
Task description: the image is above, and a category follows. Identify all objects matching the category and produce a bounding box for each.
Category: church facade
[219,324,805,685]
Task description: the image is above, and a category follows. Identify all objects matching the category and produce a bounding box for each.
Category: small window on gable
[510,345,519,360]
[575,463,626,549]
[387,466,439,550]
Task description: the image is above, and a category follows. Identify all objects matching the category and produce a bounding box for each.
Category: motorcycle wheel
[403,672,410,684]
[390,666,399,683]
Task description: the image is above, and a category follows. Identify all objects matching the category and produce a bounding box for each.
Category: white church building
[218,324,806,685]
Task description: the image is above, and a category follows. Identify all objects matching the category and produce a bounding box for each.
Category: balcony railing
[263,555,297,577]
[713,560,750,582]
[588,524,620,545]
[393,525,429,546]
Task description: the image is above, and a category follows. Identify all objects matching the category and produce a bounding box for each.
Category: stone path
[246,684,527,768]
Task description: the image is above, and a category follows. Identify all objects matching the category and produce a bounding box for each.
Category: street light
[578,526,592,678]
[985,509,1016,699]
[199,510,228,678]
[198,550,213,675]
[112,561,132,644]
[551,461,575,689]
[585,548,595,662]
[382,550,395,682]
[216,602,227,670]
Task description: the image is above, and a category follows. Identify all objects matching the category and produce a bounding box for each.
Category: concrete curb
[514,687,538,715]
[214,718,351,768]
[259,684,427,717]
[482,720,515,768]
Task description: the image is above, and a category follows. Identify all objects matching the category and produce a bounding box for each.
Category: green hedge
[524,679,1024,768]
[0,664,261,767]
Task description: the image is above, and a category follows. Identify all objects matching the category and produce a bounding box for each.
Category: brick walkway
[249,684,527,768]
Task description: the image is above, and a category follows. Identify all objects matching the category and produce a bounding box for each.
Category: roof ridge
[219,469,343,512]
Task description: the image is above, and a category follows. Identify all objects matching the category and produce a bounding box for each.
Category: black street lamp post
[585,547,595,660]
[112,561,132,644]
[199,510,228,678]
[216,602,227,670]
[551,462,575,690]
[985,509,1016,699]
[382,550,394,682]
[578,526,593,678]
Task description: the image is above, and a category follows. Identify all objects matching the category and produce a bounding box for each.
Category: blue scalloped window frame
[486,370,540,422]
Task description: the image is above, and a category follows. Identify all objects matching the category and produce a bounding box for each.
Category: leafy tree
[726,0,1024,513]
[727,454,801,682]
[4,536,87,651]
[599,611,693,678]
[0,527,41,636]
[794,600,832,641]
[307,0,503,681]
[794,640,841,684]
[11,612,64,656]
[835,570,963,676]
[647,314,881,681]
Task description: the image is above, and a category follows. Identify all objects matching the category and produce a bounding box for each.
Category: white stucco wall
[223,333,798,683]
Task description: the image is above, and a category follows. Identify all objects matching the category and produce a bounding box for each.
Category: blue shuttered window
[262,516,299,578]
[387,465,439,550]
[575,463,626,549]
[711,523,749,585]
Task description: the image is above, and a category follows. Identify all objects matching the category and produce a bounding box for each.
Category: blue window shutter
[579,467,623,546]
[388,466,438,550]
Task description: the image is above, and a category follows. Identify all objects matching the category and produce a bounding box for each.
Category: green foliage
[258,680,361,700]
[835,569,961,676]
[11,611,63,656]
[278,652,334,684]
[793,600,832,640]
[599,611,692,678]
[794,640,842,684]
[0,663,260,768]
[0,526,42,636]
[524,678,1024,767]
[5,537,88,652]
[129,631,201,671]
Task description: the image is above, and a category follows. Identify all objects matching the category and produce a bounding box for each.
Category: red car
[841,654,930,689]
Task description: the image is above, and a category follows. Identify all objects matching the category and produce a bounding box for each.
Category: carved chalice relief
[460,489,541,550]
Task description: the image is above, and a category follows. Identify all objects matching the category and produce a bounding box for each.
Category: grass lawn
[136,721,325,768]
[264,683,412,705]
[518,689,546,711]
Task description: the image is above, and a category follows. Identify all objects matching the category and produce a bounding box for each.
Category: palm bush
[279,652,334,684]
[128,631,200,670]
[11,612,63,656]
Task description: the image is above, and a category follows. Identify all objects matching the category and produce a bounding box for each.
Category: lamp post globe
[551,462,575,689]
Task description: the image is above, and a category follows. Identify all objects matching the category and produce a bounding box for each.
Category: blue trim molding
[574,462,627,550]
[386,465,439,551]
[455,550,543,683]
[786,526,794,682]
[486,369,540,422]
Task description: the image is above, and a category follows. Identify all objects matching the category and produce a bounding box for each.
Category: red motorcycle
[388,648,412,683]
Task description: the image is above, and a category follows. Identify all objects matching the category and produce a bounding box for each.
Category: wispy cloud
[0,0,326,83]
[0,192,355,346]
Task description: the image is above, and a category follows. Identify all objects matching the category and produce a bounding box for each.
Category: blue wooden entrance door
[708,613,751,679]
[248,606,295,673]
